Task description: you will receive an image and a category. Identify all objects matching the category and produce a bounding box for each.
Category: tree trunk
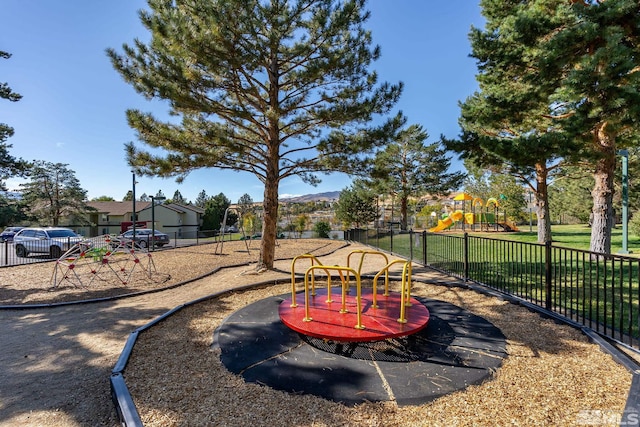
[400,195,408,231]
[589,123,616,255]
[260,46,281,270]
[260,179,279,270]
[535,163,552,243]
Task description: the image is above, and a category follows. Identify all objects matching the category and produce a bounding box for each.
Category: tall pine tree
[370,124,465,230]
[20,162,91,226]
[107,0,402,268]
[540,0,640,254]
[172,190,186,205]
[194,190,209,208]
[452,0,640,252]
[451,0,579,244]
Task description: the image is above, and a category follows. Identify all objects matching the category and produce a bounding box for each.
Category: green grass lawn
[215,222,640,336]
[352,224,640,257]
[362,224,640,342]
[463,223,640,255]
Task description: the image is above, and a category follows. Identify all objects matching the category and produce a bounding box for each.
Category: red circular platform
[279,288,430,342]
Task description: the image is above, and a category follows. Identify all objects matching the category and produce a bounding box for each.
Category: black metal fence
[345,228,640,353]
[0,230,243,268]
[0,229,345,268]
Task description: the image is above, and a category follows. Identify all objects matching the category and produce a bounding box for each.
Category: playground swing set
[429,193,520,233]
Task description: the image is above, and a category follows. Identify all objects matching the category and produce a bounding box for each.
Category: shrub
[314,221,331,238]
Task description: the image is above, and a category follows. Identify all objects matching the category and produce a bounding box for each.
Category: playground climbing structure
[50,235,160,289]
[429,193,520,233]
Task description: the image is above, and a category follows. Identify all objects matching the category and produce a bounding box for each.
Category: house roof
[138,203,205,214]
[169,203,205,214]
[86,201,151,215]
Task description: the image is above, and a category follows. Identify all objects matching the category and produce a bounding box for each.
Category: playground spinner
[278,250,430,342]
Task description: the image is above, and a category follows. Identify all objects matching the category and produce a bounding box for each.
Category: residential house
[79,201,204,238]
[81,201,151,237]
[137,203,204,239]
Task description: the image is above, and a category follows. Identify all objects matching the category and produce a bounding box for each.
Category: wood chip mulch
[124,276,633,427]
[0,239,633,426]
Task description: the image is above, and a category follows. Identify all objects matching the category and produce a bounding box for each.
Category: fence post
[464,232,469,282]
[545,240,552,310]
[3,240,7,266]
[422,231,427,265]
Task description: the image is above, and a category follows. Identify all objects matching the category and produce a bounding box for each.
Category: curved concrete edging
[9,240,614,425]
[111,276,290,427]
[110,267,640,426]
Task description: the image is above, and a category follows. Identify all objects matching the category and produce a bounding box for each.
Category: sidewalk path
[0,244,448,426]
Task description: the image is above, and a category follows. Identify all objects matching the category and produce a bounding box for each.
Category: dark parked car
[113,229,170,249]
[0,226,25,243]
[13,227,86,259]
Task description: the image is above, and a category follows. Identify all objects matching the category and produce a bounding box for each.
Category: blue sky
[2,1,483,203]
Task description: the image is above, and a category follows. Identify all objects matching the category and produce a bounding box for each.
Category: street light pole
[132,171,136,249]
[618,149,630,254]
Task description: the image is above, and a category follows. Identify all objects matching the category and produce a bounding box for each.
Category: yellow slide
[499,219,520,232]
[429,211,463,232]
[429,217,454,232]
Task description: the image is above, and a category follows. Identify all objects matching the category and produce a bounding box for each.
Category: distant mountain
[280,191,340,203]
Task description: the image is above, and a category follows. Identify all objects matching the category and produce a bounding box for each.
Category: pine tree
[172,190,186,205]
[0,51,28,190]
[122,190,134,202]
[20,162,90,226]
[547,166,593,224]
[203,193,237,231]
[107,0,402,268]
[540,0,640,254]
[335,181,378,228]
[370,124,465,230]
[450,1,579,244]
[194,190,209,208]
[237,193,255,220]
[453,0,640,252]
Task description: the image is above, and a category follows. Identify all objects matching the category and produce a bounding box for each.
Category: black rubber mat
[214,294,507,406]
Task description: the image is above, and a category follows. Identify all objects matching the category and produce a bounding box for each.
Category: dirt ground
[0,239,634,426]
[0,239,337,306]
